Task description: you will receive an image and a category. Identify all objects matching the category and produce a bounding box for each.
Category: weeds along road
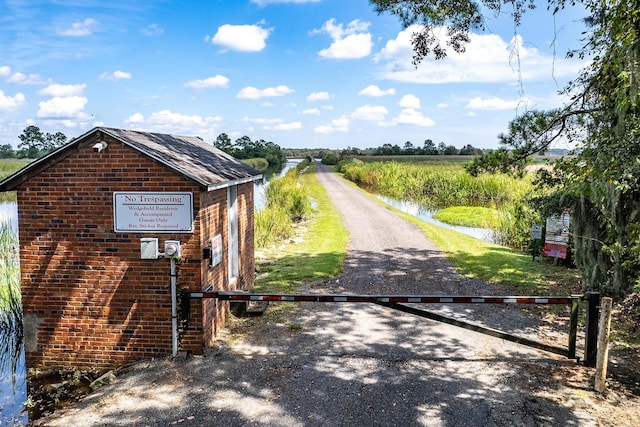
[38,163,606,426]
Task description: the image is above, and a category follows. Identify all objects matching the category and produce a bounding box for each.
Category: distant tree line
[214,133,285,169]
[0,125,68,159]
[284,142,569,163]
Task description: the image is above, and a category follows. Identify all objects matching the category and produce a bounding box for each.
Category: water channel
[1,202,27,426]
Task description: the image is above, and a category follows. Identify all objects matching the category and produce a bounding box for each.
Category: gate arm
[376,302,573,359]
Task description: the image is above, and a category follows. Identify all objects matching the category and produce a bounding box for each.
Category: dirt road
[35,163,637,426]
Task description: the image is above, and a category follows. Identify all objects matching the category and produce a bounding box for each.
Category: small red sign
[544,242,567,259]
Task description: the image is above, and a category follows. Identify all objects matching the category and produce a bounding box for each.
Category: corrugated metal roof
[0,127,262,191]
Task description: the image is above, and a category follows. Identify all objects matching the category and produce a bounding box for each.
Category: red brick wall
[237,182,255,292]
[17,134,254,369]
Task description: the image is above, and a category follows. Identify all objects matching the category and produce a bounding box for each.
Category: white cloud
[99,70,132,81]
[265,121,302,131]
[184,75,230,89]
[465,96,523,110]
[376,26,584,84]
[358,85,395,97]
[242,116,283,125]
[437,103,448,108]
[302,108,320,115]
[314,19,373,59]
[0,66,10,77]
[307,91,330,101]
[393,108,435,127]
[142,24,164,36]
[211,24,271,52]
[125,110,224,136]
[59,18,98,37]
[314,116,349,133]
[399,94,421,109]
[125,112,145,124]
[237,85,294,99]
[37,96,89,120]
[38,83,86,97]
[0,90,26,111]
[7,72,48,85]
[351,105,388,121]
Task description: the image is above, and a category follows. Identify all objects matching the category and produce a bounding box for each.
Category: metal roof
[0,127,262,192]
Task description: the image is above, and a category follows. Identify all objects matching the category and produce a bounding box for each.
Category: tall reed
[0,221,22,375]
[255,166,313,249]
[339,160,531,208]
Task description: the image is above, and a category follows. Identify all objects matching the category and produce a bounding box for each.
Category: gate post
[568,296,581,360]
[584,291,601,367]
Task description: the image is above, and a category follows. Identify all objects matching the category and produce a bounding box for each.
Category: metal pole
[584,291,601,367]
[568,296,580,360]
[171,256,178,357]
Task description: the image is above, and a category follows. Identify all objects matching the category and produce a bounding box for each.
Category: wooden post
[595,297,613,392]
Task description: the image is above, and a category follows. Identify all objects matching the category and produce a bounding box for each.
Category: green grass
[390,205,579,294]
[0,158,31,178]
[0,158,31,202]
[433,206,500,228]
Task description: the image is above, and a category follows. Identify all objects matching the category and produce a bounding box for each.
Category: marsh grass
[0,221,22,375]
[255,162,313,249]
[0,159,30,203]
[339,160,531,209]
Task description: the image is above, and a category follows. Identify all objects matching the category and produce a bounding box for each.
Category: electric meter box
[140,238,159,259]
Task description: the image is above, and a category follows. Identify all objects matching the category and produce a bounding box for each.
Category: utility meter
[164,240,181,258]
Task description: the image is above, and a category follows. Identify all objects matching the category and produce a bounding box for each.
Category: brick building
[0,127,261,369]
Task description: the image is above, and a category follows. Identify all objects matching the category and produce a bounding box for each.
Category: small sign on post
[530,224,543,261]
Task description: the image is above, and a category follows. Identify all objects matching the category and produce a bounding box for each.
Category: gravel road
[35,162,630,426]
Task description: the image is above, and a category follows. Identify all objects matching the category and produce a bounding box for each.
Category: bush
[321,153,338,165]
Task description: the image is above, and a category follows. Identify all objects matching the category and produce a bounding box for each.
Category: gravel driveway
[35,163,624,426]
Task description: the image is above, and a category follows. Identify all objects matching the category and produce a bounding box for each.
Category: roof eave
[207,174,263,192]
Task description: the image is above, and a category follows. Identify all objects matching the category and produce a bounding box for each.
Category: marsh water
[254,159,302,210]
[375,195,497,243]
[1,201,27,426]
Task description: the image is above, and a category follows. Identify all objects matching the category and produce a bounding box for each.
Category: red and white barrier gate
[183,291,600,366]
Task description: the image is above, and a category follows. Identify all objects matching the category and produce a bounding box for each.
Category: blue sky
[0,0,588,150]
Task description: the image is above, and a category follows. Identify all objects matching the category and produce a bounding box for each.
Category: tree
[373,1,640,296]
[422,139,437,155]
[371,0,536,64]
[18,125,45,158]
[214,133,234,154]
[443,145,459,155]
[0,144,14,158]
[403,141,416,154]
[17,125,67,158]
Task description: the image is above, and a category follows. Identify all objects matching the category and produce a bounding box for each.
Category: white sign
[531,224,543,240]
[113,192,193,233]
[211,234,223,267]
[545,211,570,243]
